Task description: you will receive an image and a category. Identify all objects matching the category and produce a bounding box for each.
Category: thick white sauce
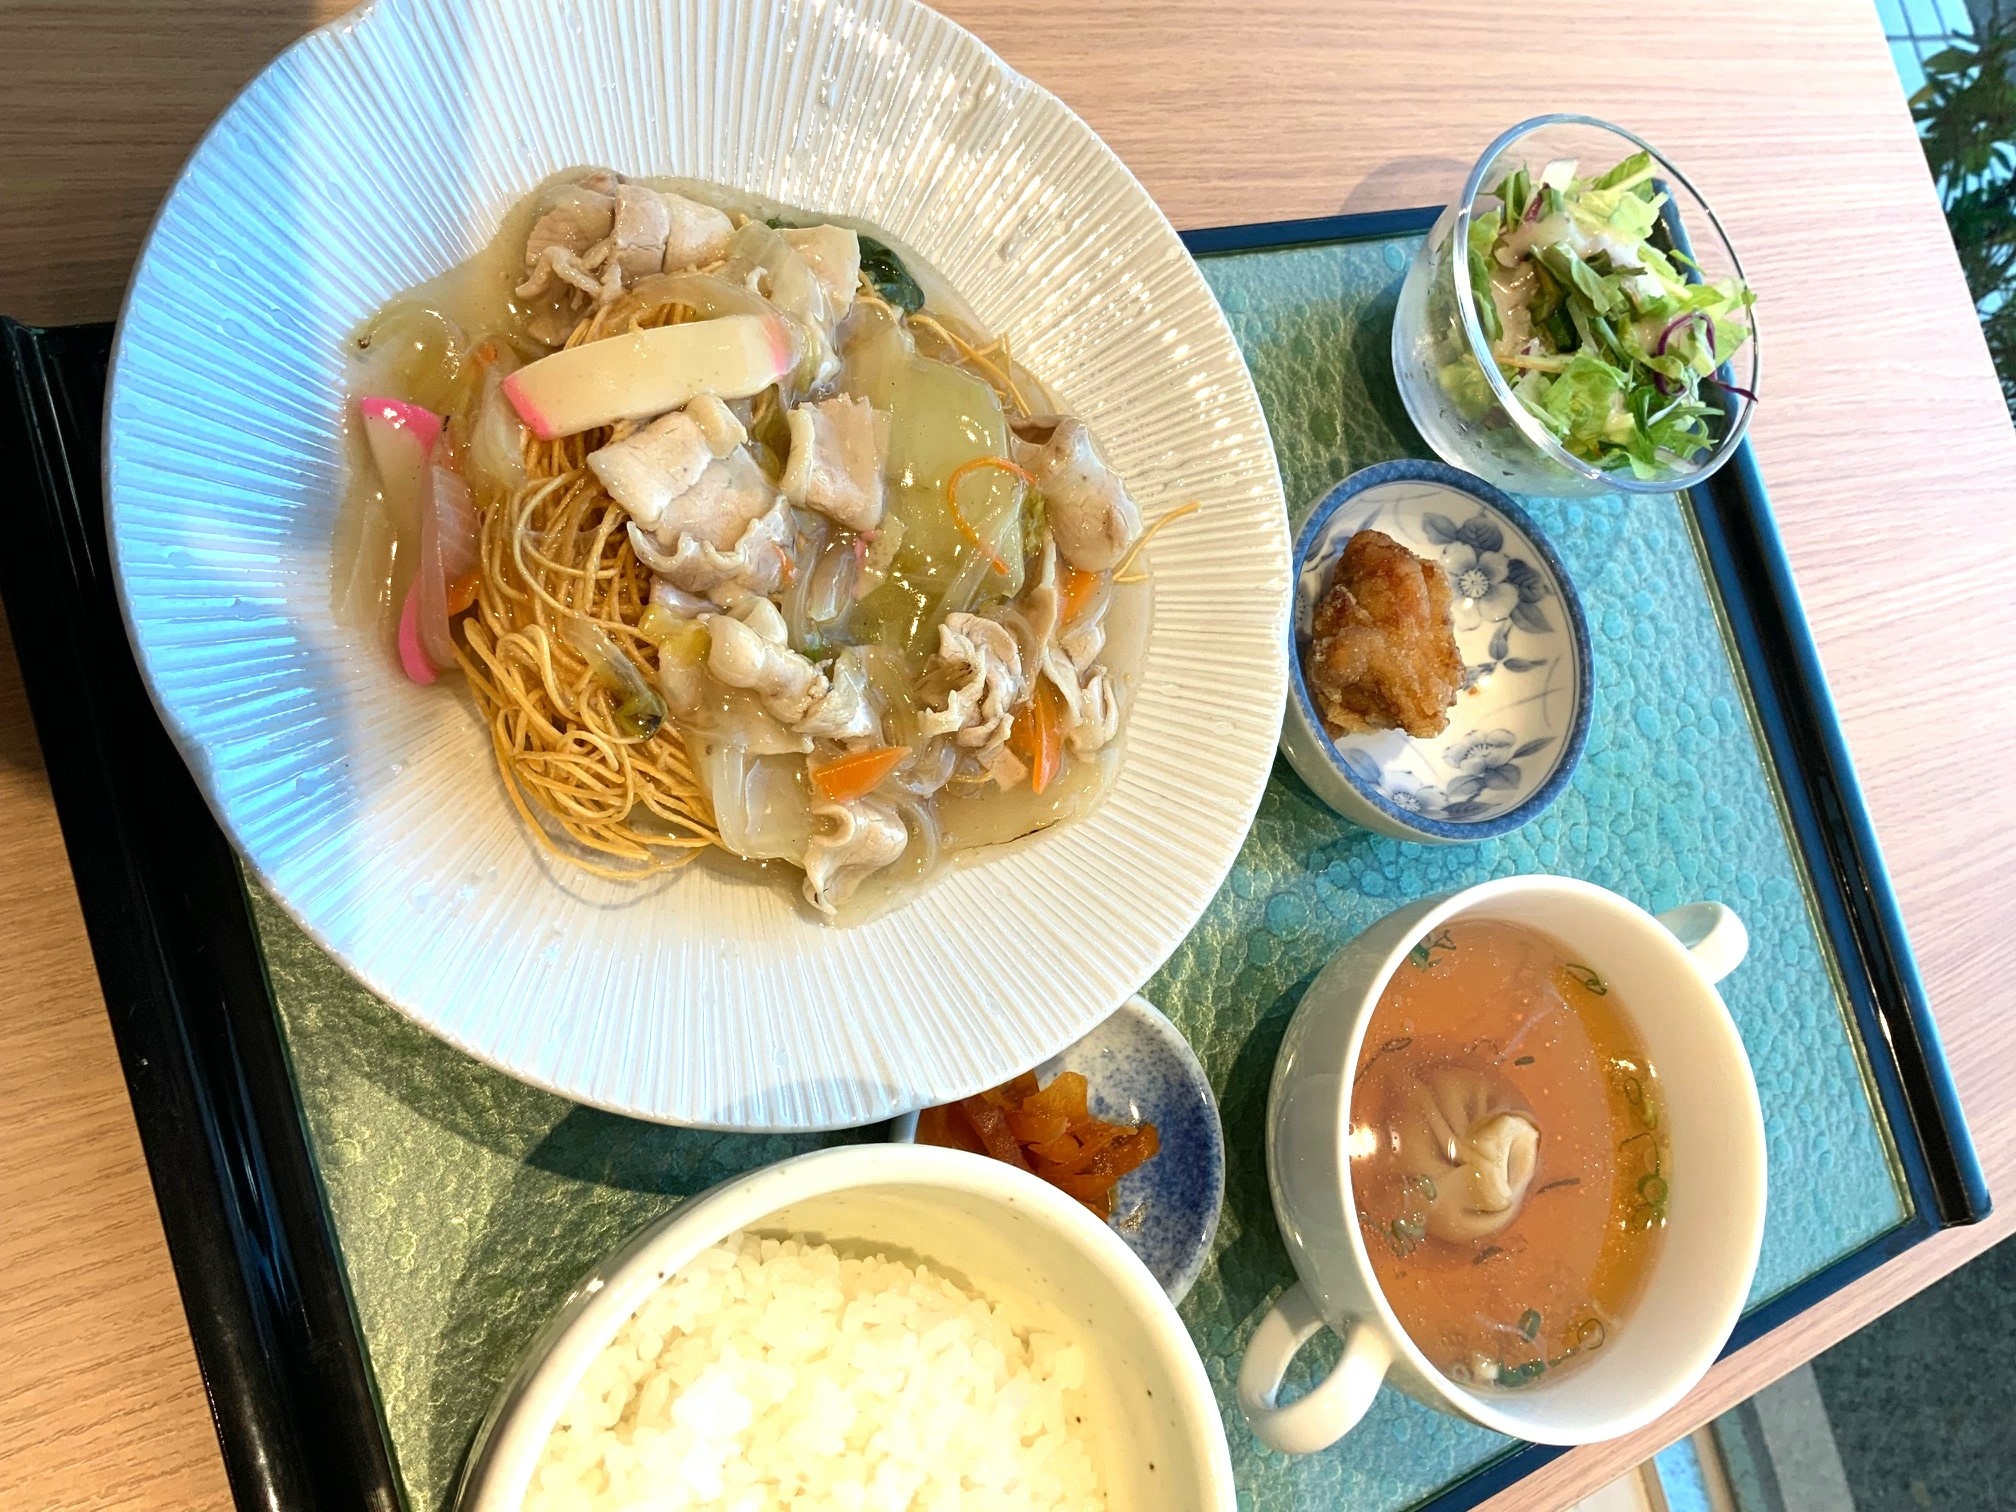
[337,169,1152,921]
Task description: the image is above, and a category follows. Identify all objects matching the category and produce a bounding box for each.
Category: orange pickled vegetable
[1051,1126,1161,1212]
[1028,1131,1082,1166]
[912,1066,1160,1219]
[808,745,909,804]
[1005,1106,1071,1146]
[958,1095,1032,1171]
[1034,1121,1130,1177]
[1021,1070,1091,1124]
[917,1103,984,1155]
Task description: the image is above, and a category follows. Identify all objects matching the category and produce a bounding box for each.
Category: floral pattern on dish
[1290,467,1588,834]
[1421,512,1556,686]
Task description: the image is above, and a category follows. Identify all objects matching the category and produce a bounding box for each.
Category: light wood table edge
[4,1,2013,1508]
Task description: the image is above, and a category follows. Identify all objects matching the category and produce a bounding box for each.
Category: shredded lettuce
[1439,356,1496,422]
[1589,149,1658,193]
[1450,149,1755,473]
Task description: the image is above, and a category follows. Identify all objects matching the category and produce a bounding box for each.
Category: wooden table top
[2,2,2010,1508]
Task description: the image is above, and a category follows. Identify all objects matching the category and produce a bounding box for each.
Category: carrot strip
[943,456,1032,575]
[1059,566,1105,626]
[446,569,481,616]
[1009,678,1063,794]
[807,745,909,804]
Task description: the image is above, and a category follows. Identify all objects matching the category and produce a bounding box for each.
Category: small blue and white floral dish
[889,995,1225,1304]
[1281,459,1591,844]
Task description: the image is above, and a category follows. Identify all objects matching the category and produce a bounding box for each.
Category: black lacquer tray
[0,207,1987,1512]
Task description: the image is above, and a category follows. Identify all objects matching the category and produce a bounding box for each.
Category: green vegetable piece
[858,233,925,313]
[1527,261,1564,325]
[1589,150,1655,192]
[1518,1308,1543,1341]
[561,615,667,740]
[1585,312,1627,363]
[1468,246,1503,344]
[1564,962,1609,995]
[1438,356,1497,422]
[615,689,666,741]
[1536,350,1630,461]
[1538,242,1620,316]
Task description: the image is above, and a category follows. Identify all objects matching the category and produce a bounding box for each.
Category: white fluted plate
[107,0,1288,1130]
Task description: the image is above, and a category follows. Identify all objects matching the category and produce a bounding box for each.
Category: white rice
[524,1231,1105,1512]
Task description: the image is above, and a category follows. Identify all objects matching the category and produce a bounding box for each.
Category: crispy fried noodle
[450,295,722,879]
[344,169,1174,915]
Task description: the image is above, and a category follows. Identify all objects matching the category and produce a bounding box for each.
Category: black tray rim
[1,321,404,1512]
[0,200,1990,1512]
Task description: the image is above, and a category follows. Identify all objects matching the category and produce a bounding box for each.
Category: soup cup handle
[1656,901,1750,984]
[1236,1281,1392,1454]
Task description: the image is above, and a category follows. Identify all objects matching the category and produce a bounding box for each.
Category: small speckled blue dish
[1281,459,1591,844]
[890,995,1224,1304]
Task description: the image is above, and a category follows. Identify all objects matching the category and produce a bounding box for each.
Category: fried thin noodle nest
[453,294,720,878]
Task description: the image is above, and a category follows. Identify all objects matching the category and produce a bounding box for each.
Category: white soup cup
[1238,875,1765,1452]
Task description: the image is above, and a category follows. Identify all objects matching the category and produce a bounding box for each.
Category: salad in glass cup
[1392,114,1758,497]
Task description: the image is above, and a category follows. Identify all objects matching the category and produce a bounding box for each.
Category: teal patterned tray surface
[257,226,1908,1512]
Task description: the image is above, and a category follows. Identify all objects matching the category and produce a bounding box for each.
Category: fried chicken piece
[1304,529,1464,739]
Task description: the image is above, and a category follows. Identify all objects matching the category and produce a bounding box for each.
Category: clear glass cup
[1391,115,1760,498]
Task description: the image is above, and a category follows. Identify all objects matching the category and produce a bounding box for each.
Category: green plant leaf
[857,234,924,313]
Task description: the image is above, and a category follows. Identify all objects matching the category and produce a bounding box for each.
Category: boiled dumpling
[1392,1066,1540,1243]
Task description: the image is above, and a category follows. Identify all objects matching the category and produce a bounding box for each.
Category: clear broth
[1349,918,1668,1390]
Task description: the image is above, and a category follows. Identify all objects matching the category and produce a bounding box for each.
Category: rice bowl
[457,1143,1235,1512]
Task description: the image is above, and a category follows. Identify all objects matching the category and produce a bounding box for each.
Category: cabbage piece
[837,307,1024,653]
[885,358,1021,613]
[464,359,528,499]
[838,303,913,407]
[693,740,812,861]
[719,222,828,325]
[560,615,667,738]
[1529,350,1631,461]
